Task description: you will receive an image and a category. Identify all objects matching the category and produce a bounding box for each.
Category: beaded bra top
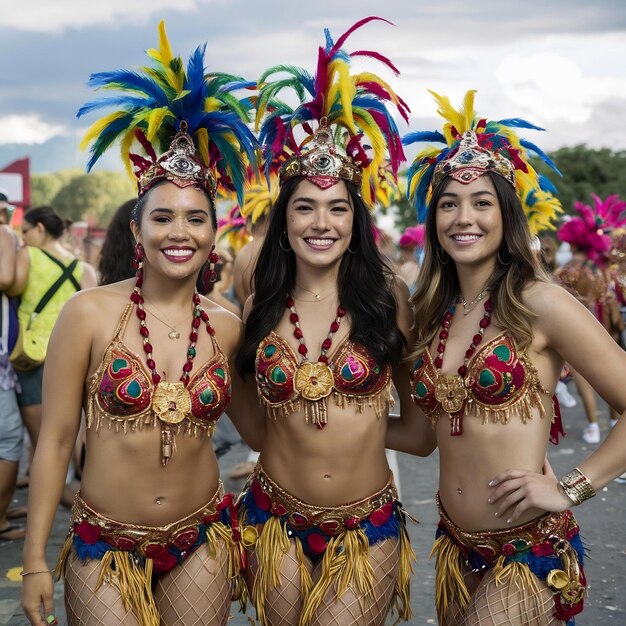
[86,303,231,437]
[255,332,393,424]
[411,332,552,431]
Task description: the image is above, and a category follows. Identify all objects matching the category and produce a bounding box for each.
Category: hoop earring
[498,246,512,265]
[279,231,292,252]
[437,246,449,265]
[208,245,219,283]
[347,239,358,254]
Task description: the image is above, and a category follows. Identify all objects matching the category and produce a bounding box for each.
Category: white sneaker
[555,381,577,408]
[582,424,600,444]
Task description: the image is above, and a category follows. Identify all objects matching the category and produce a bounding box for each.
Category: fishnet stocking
[155,540,233,626]
[443,562,563,626]
[246,541,311,625]
[310,537,401,626]
[64,551,141,626]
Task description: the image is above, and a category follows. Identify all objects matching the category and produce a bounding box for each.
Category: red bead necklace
[130,266,216,465]
[433,297,493,436]
[286,296,346,427]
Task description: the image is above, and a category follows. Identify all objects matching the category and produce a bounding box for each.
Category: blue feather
[402,130,445,146]
[498,117,545,132]
[520,139,561,174]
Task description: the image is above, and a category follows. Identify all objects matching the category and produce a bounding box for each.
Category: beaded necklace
[130,267,216,465]
[433,298,493,435]
[286,295,346,427]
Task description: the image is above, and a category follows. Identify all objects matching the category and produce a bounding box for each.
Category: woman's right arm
[0,226,17,290]
[21,293,95,626]
[7,246,29,296]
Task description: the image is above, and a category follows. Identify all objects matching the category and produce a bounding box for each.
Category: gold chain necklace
[456,289,489,316]
[295,283,337,301]
[143,303,190,340]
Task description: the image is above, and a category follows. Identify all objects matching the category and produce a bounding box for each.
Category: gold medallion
[152,381,191,424]
[435,374,468,414]
[294,361,334,401]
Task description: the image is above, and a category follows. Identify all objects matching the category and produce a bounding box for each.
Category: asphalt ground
[1,380,624,625]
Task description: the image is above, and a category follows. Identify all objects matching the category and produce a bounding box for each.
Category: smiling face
[435,175,504,270]
[285,178,354,271]
[131,182,214,281]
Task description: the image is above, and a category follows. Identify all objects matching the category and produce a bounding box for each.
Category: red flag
[0,158,30,207]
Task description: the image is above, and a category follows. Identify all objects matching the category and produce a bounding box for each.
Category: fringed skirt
[56,485,244,626]
[432,493,586,626]
[238,462,414,626]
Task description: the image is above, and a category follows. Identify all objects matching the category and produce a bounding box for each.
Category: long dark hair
[411,171,548,356]
[23,206,70,239]
[99,199,136,285]
[236,176,405,377]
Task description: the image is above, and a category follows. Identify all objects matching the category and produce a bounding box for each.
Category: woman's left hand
[487,461,573,524]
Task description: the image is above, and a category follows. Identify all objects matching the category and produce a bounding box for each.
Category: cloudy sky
[1,0,625,172]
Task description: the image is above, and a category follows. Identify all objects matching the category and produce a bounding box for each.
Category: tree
[51,171,135,226]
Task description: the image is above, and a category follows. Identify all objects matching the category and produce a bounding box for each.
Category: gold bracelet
[559,467,596,505]
[20,569,52,577]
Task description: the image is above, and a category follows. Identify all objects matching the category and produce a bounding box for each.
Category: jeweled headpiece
[404,90,562,234]
[256,16,409,206]
[78,20,259,203]
[558,194,626,266]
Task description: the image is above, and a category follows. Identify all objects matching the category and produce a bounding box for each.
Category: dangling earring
[498,245,512,265]
[347,238,358,254]
[437,246,449,265]
[279,231,292,252]
[208,245,219,283]
[133,242,145,271]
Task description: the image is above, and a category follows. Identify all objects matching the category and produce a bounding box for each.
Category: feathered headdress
[256,16,410,206]
[216,205,251,254]
[239,173,279,225]
[558,194,626,265]
[77,20,259,203]
[403,90,562,234]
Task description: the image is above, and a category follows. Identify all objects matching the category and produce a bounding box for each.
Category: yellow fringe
[251,515,291,626]
[493,558,544,617]
[53,531,73,580]
[389,526,415,624]
[299,528,373,626]
[294,533,313,607]
[431,533,471,625]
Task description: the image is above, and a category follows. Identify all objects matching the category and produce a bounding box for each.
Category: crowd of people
[0,15,625,626]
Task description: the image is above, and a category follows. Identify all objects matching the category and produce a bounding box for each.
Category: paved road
[1,381,624,625]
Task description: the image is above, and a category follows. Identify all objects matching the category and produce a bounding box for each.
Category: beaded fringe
[264,383,394,422]
[431,534,543,625]
[248,512,412,626]
[466,386,545,426]
[55,521,242,623]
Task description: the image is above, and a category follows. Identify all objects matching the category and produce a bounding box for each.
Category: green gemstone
[127,380,141,398]
[493,345,510,362]
[479,369,496,387]
[264,344,276,358]
[188,347,197,357]
[112,358,128,374]
[416,381,428,398]
[199,389,214,405]
[270,366,286,384]
[215,367,225,380]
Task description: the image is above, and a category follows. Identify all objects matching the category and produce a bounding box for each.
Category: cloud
[0,115,66,144]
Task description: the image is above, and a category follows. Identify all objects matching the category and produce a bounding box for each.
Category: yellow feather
[204,97,222,112]
[119,129,136,181]
[80,112,126,151]
[327,61,356,132]
[196,128,209,167]
[147,107,172,141]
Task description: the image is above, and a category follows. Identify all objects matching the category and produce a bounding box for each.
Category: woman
[388,90,626,625]
[21,22,260,626]
[9,206,97,448]
[235,18,426,626]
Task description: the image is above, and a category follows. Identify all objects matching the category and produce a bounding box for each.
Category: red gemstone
[135,274,143,287]
[270,503,287,516]
[298,344,308,355]
[193,293,201,305]
[319,356,328,364]
[286,297,294,308]
[140,327,149,337]
[321,338,332,350]
[74,521,102,544]
[306,533,327,554]
[437,344,445,353]
[479,318,490,328]
[173,528,199,550]
[458,365,468,376]
[290,512,309,528]
[465,349,474,359]
[147,359,156,371]
[144,342,153,353]
[319,520,341,535]
[130,292,140,303]
[190,331,198,342]
[290,313,299,324]
[192,318,201,328]
[251,480,272,511]
[344,516,360,529]
[144,543,166,559]
[369,501,393,527]
[111,535,137,551]
[153,373,162,384]
[330,322,339,332]
[137,309,146,320]
[294,328,303,339]
[182,362,193,372]
[473,334,482,344]
[200,311,209,322]
[484,299,493,312]
[207,325,215,335]
[440,330,448,340]
[337,306,346,317]
[434,357,443,368]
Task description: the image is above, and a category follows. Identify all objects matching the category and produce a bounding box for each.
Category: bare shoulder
[62,280,133,322]
[199,296,243,355]
[522,280,580,317]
